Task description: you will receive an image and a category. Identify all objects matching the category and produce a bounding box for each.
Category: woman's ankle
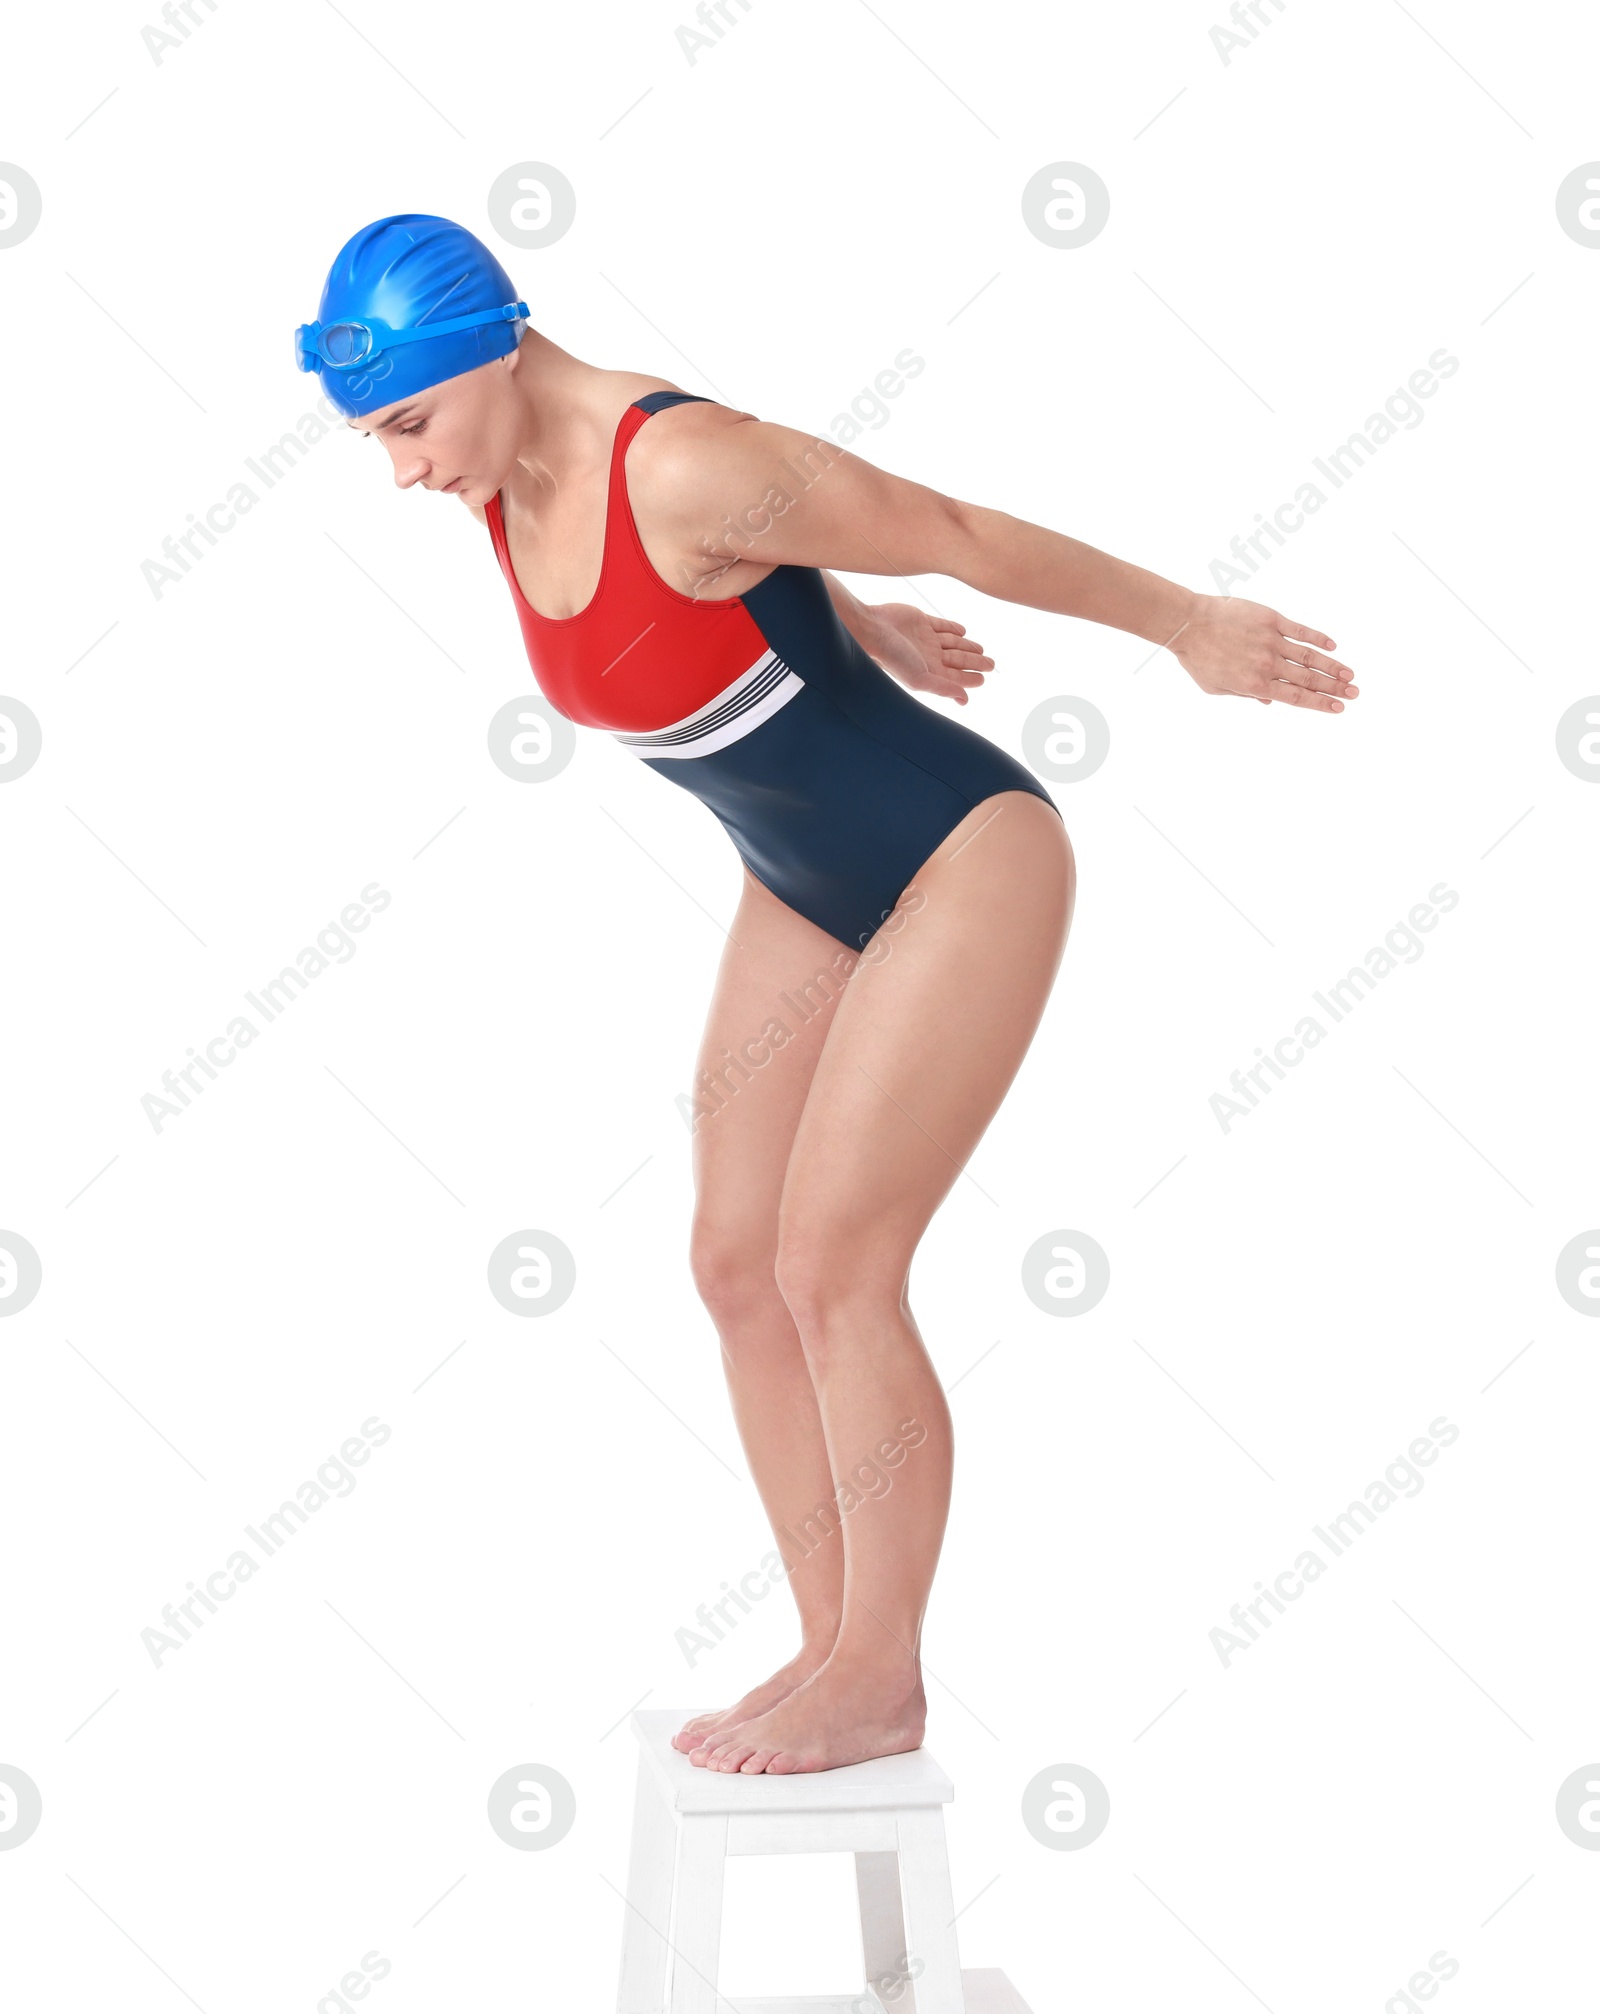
[794,1624,842,1665]
[816,1645,924,1700]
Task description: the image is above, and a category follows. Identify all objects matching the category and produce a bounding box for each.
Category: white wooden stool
[616,1708,1032,2014]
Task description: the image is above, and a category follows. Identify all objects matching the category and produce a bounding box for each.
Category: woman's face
[346,347,522,506]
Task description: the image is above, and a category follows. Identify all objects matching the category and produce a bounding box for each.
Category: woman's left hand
[860,601,992,706]
[1169,593,1359,711]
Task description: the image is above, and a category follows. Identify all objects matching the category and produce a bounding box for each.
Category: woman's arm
[946,506,1199,651]
[647,413,1357,712]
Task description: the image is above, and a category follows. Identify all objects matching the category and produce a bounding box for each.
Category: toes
[738,1748,778,1773]
[715,1741,758,1772]
[764,1750,801,1774]
[692,1723,746,1766]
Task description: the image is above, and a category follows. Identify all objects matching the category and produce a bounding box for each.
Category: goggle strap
[376,300,528,351]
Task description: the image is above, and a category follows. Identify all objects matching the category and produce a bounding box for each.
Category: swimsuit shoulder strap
[604,391,716,596]
[607,391,715,489]
[632,390,713,417]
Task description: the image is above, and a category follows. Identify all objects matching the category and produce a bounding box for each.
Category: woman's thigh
[775,791,1075,1303]
[687,867,860,1290]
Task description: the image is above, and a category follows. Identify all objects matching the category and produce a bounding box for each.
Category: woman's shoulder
[621,380,761,490]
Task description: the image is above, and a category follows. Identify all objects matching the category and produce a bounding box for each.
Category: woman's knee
[773,1218,907,1350]
[688,1216,782,1326]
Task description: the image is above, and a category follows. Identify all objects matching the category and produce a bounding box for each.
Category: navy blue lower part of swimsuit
[644,565,1061,950]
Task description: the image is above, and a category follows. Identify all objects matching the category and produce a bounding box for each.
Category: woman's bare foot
[672,1645,834,1754]
[689,1660,926,1775]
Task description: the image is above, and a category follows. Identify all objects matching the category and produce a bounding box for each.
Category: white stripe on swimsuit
[612,648,805,760]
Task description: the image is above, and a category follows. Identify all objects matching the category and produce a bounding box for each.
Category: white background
[2,1,1597,2009]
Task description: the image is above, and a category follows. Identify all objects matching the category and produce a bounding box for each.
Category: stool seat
[723,1978,1031,2013]
[724,1978,1031,2013]
[616,1708,1033,2014]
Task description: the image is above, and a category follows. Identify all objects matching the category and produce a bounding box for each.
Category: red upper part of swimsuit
[483,399,774,736]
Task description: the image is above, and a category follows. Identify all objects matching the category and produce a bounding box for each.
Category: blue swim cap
[295,213,529,419]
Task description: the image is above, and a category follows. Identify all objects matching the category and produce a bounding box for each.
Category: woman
[296,214,1357,1778]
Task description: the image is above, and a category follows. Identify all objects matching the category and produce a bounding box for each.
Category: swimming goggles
[294,299,529,372]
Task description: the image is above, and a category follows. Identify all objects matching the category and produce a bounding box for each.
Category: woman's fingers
[1277,647,1358,697]
[1278,654,1357,695]
[936,624,993,683]
[905,615,992,675]
[1223,655,1354,710]
[1283,645,1355,684]
[1265,673,1347,713]
[1279,616,1337,650]
[1267,609,1358,711]
[933,620,993,664]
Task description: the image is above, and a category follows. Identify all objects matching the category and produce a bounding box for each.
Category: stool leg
[618,1754,675,2013]
[856,1849,911,2006]
[668,1813,729,2014]
[895,1808,966,2014]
